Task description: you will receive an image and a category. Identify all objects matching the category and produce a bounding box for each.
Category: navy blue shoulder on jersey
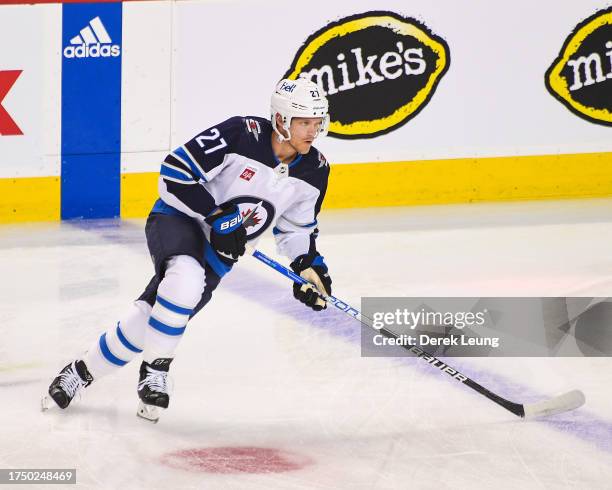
[182,116,245,175]
[230,116,281,171]
[289,147,330,216]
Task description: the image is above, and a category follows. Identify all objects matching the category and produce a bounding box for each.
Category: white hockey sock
[143,255,205,363]
[83,300,150,379]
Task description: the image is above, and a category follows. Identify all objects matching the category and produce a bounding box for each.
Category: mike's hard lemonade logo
[546,7,612,126]
[284,11,450,139]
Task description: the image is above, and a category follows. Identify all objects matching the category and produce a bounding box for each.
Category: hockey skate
[41,360,93,411]
[136,358,172,423]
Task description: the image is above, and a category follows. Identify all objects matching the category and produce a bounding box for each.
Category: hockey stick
[250,248,586,419]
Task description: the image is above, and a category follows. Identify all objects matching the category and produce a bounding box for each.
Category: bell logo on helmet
[284,11,450,139]
[279,81,297,93]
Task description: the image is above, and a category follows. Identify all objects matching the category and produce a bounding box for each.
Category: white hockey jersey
[151,116,330,277]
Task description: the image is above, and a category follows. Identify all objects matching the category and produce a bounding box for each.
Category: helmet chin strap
[275,130,300,158]
[272,118,304,162]
[274,126,290,143]
[273,114,292,142]
[272,111,323,147]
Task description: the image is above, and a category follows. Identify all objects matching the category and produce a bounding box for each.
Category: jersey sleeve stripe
[161,175,197,185]
[160,164,195,182]
[161,158,193,179]
[173,146,208,182]
[163,154,194,175]
[182,145,207,177]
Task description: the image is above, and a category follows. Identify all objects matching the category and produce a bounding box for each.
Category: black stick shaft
[251,248,526,418]
[377,327,525,417]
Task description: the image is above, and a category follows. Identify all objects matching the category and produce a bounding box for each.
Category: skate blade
[41,395,56,412]
[137,401,164,423]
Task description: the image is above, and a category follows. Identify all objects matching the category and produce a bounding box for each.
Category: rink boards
[0,0,611,222]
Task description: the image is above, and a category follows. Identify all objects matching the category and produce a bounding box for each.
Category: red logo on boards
[0,70,23,136]
[240,167,256,181]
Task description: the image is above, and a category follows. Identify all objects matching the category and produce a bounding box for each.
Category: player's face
[289,117,323,154]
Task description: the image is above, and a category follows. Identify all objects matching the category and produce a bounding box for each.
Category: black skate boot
[136,358,172,423]
[42,360,94,410]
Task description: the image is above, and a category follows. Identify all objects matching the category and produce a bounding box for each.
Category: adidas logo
[63,16,121,59]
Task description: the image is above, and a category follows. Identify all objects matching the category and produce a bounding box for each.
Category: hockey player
[43,78,333,422]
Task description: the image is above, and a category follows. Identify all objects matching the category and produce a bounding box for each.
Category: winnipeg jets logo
[227,196,275,240]
[244,118,261,141]
[242,202,263,229]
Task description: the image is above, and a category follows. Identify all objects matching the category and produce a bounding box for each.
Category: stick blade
[523,390,585,419]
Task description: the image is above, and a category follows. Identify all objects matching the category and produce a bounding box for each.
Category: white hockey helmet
[271,78,329,142]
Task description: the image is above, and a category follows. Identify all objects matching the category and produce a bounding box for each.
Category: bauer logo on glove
[219,215,242,232]
[205,203,247,263]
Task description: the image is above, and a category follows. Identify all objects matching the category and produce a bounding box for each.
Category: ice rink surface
[1,199,612,489]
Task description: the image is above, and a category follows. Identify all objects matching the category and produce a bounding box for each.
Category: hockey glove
[205,203,247,263]
[290,254,332,311]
